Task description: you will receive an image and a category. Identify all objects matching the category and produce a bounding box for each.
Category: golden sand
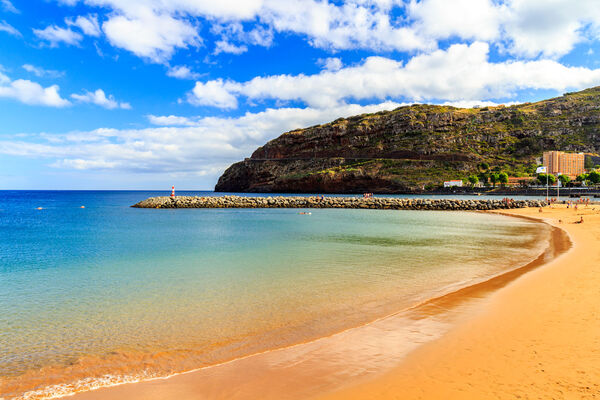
[66,204,600,400]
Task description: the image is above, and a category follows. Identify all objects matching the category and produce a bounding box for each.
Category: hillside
[215,87,600,193]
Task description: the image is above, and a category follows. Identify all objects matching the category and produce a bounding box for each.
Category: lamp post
[557,173,561,204]
[536,166,548,203]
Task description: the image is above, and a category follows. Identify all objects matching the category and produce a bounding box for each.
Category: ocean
[0,191,551,399]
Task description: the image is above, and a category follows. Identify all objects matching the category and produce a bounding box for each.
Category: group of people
[566,198,591,210]
[363,193,374,198]
[542,197,590,224]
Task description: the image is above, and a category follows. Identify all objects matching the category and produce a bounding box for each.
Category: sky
[2,1,600,189]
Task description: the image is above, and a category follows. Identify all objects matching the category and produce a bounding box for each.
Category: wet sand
[62,207,586,400]
[319,204,600,399]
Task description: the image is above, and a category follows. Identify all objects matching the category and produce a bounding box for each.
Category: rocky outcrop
[133,196,546,210]
[215,87,600,193]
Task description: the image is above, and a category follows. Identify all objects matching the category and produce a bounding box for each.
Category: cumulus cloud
[52,0,600,62]
[167,65,201,80]
[188,79,239,109]
[55,0,433,63]
[214,40,248,55]
[102,8,201,63]
[33,25,83,47]
[148,115,197,126]
[0,20,20,37]
[211,22,273,55]
[71,89,131,109]
[500,0,600,58]
[67,14,101,37]
[188,42,600,109]
[0,71,71,107]
[317,57,343,71]
[408,0,502,42]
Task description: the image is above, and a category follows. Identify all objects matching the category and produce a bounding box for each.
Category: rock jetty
[133,196,546,210]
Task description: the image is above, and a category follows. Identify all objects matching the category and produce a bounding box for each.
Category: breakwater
[133,196,546,210]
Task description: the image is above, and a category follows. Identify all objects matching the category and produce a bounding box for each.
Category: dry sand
[67,204,600,400]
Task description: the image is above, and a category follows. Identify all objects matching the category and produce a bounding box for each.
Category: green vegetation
[584,155,595,170]
[498,172,508,187]
[589,171,600,184]
[490,173,499,188]
[558,174,571,186]
[468,175,479,187]
[537,174,556,185]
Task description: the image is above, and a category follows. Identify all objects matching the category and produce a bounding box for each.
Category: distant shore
[63,206,591,400]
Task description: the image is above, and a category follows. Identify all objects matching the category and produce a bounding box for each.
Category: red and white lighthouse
[170,185,175,197]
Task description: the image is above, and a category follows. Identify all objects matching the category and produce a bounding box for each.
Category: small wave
[16,373,154,400]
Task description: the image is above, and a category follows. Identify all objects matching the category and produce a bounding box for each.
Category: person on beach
[575,216,584,224]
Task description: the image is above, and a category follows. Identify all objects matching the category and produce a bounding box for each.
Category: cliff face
[215,87,600,193]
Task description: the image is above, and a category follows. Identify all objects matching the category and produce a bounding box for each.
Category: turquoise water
[0,191,550,399]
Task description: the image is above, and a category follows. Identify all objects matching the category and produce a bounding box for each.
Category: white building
[444,180,463,187]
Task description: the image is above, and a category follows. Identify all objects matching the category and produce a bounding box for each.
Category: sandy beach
[64,204,599,400]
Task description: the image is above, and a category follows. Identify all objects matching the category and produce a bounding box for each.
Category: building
[443,180,463,187]
[507,177,533,187]
[542,151,585,178]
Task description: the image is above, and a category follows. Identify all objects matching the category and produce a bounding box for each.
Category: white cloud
[71,89,131,109]
[33,25,83,47]
[408,0,502,42]
[214,40,248,55]
[56,0,433,62]
[0,0,18,13]
[317,57,343,71]
[54,0,600,62]
[0,72,70,107]
[148,115,197,126]
[167,65,201,80]
[188,42,600,109]
[500,0,600,58]
[102,8,201,63]
[188,79,239,109]
[211,22,273,55]
[22,64,64,78]
[260,0,432,51]
[0,20,21,37]
[67,15,101,37]
[441,100,521,109]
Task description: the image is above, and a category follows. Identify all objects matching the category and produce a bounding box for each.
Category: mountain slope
[215,87,600,193]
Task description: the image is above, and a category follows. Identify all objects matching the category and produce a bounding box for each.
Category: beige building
[542,151,585,177]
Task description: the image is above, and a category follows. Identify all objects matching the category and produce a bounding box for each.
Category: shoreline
[58,211,569,400]
[318,204,600,399]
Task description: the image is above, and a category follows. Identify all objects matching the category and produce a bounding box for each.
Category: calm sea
[0,191,550,399]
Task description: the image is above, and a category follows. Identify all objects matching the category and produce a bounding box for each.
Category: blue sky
[2,0,600,189]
